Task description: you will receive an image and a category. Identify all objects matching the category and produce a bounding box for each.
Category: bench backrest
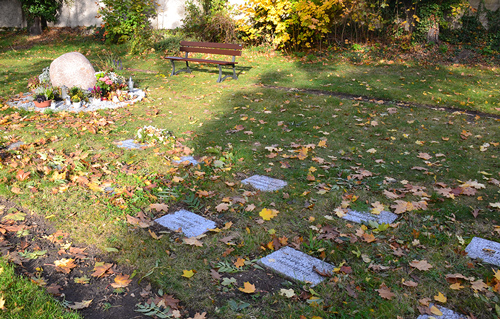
[180,41,242,57]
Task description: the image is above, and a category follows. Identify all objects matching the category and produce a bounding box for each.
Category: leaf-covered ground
[0,29,499,319]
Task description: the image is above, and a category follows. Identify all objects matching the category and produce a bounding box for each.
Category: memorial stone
[341,209,398,225]
[115,139,148,150]
[50,52,97,90]
[173,156,199,166]
[259,246,334,287]
[241,175,287,191]
[155,209,216,238]
[465,237,500,267]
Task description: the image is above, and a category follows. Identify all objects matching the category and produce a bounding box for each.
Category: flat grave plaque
[341,209,398,225]
[241,175,287,192]
[155,209,216,238]
[173,156,199,166]
[465,237,500,266]
[7,141,24,150]
[115,139,148,150]
[259,246,334,287]
[416,304,466,319]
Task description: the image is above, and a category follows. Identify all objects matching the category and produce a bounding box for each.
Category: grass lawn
[0,29,499,318]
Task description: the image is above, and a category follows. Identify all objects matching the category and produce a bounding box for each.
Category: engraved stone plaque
[416,304,466,319]
[241,175,287,192]
[115,139,147,150]
[172,156,199,166]
[259,246,334,287]
[155,209,216,238]
[465,237,500,267]
[341,209,398,225]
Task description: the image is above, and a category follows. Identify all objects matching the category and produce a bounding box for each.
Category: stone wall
[0,0,24,28]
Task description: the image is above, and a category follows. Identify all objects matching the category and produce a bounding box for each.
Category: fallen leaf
[430,305,443,316]
[184,237,203,247]
[216,203,229,212]
[238,281,256,293]
[470,279,488,291]
[111,274,132,288]
[434,292,447,303]
[409,260,433,271]
[210,269,221,280]
[259,208,279,221]
[245,204,256,212]
[234,257,245,268]
[150,203,169,212]
[68,299,92,310]
[449,282,464,290]
[92,262,113,278]
[376,283,395,300]
[188,312,207,319]
[280,288,295,298]
[182,270,195,278]
[54,258,77,274]
[402,280,418,287]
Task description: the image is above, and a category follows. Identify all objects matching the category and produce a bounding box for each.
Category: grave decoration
[259,246,334,287]
[135,126,176,146]
[241,175,287,192]
[172,156,199,166]
[155,209,216,238]
[465,237,500,267]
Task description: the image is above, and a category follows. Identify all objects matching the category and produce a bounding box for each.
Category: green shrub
[98,0,157,52]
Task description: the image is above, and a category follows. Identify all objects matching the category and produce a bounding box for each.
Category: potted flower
[71,95,82,108]
[33,87,55,108]
[69,86,87,108]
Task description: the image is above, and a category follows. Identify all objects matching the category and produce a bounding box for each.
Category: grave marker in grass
[339,209,398,225]
[259,246,334,287]
[155,209,216,238]
[416,303,466,319]
[241,175,287,192]
[115,139,148,150]
[465,237,500,267]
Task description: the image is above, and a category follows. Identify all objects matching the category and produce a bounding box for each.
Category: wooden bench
[163,41,242,83]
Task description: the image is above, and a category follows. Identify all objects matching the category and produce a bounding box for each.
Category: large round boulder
[50,52,96,90]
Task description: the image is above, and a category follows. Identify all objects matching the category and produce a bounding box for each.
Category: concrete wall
[0,0,24,28]
[1,0,498,29]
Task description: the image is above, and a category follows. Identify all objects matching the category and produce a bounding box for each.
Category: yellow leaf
[430,305,443,316]
[238,282,256,293]
[234,257,245,268]
[434,292,447,303]
[494,269,500,281]
[0,295,5,310]
[317,140,327,148]
[259,208,279,221]
[182,270,195,278]
[449,282,464,290]
[111,274,132,288]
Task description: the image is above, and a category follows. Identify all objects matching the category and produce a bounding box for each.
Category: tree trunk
[29,16,42,36]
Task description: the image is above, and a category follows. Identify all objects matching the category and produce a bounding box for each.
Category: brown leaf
[402,280,418,287]
[16,169,31,181]
[215,203,229,212]
[92,262,113,278]
[111,274,132,288]
[184,237,203,247]
[222,247,234,257]
[188,312,207,319]
[210,269,222,280]
[46,284,62,295]
[361,232,376,243]
[376,283,395,300]
[68,300,92,310]
[54,258,77,274]
[126,214,151,228]
[234,257,245,268]
[409,260,433,271]
[150,203,169,212]
[69,247,87,259]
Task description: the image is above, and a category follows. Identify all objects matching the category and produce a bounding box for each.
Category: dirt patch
[0,196,189,319]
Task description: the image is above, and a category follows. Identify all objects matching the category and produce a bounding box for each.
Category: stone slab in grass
[241,175,287,192]
[259,246,334,287]
[416,304,466,319]
[341,209,398,225]
[115,139,148,150]
[6,141,24,150]
[465,237,500,266]
[172,156,199,166]
[154,209,216,238]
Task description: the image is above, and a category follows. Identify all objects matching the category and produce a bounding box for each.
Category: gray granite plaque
[465,237,500,266]
[173,156,199,166]
[341,209,398,224]
[6,141,24,150]
[259,246,334,286]
[417,304,466,319]
[241,175,287,191]
[115,139,148,150]
[154,209,216,238]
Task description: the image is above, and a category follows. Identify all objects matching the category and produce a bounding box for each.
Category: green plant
[182,0,238,43]
[97,0,157,52]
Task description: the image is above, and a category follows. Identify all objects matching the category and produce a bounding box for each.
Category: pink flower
[105,80,113,85]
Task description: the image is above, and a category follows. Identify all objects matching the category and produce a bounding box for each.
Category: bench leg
[217,64,238,83]
[170,60,192,76]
